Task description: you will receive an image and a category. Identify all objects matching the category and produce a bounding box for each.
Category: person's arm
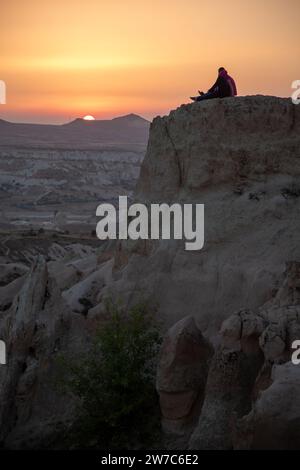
[208,76,220,93]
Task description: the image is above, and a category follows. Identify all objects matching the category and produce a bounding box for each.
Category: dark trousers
[195,91,217,102]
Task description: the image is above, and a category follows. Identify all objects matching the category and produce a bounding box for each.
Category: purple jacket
[219,69,237,96]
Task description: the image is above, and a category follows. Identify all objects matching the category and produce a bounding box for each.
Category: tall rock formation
[99,96,300,335]
[1,96,300,448]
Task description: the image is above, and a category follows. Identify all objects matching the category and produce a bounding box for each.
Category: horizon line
[0,112,151,126]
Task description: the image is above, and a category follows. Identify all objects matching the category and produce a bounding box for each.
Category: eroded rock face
[0,263,28,287]
[62,259,113,314]
[100,96,300,335]
[0,256,93,448]
[188,262,300,450]
[189,312,264,450]
[136,96,300,200]
[235,362,300,450]
[156,316,213,447]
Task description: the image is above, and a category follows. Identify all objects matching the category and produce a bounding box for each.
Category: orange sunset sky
[1,0,299,123]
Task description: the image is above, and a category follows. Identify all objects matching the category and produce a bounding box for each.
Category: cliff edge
[137,95,300,200]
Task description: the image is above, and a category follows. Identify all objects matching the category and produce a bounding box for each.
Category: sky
[1,0,299,123]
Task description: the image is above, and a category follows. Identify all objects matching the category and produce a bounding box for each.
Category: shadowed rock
[157,316,213,448]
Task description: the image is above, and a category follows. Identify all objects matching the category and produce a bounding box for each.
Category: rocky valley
[0,96,300,449]
[0,113,149,234]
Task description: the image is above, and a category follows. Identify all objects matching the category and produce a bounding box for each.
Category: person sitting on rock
[190,67,237,102]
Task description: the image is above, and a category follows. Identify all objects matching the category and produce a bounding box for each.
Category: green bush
[59,301,162,449]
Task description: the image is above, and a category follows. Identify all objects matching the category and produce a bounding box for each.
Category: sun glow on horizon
[83,115,95,121]
[1,0,299,123]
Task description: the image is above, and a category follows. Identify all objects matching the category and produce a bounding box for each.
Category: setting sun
[1,0,299,124]
[83,115,95,121]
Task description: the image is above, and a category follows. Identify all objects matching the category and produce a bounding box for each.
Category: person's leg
[195,91,216,101]
[190,91,217,102]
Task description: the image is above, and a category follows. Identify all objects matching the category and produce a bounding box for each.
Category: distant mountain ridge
[66,113,149,126]
[0,113,150,149]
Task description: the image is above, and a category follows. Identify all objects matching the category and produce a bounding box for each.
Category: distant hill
[0,113,150,149]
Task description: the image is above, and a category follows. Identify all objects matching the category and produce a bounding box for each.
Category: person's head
[218,67,228,77]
